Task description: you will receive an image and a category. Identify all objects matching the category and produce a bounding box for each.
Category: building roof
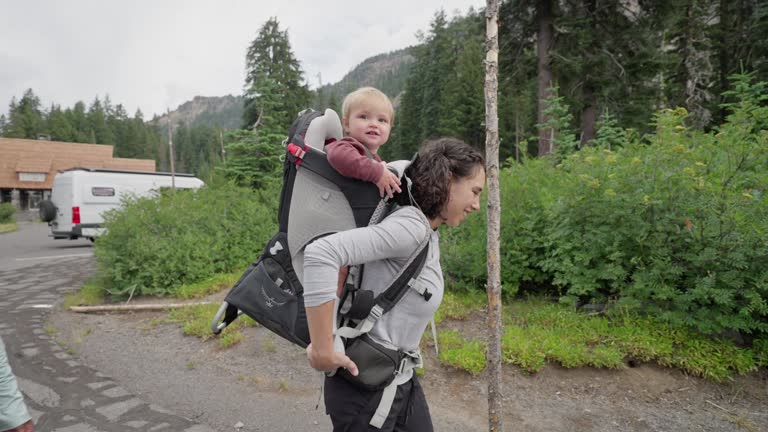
[0,138,156,190]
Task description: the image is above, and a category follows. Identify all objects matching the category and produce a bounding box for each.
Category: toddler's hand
[375,162,401,199]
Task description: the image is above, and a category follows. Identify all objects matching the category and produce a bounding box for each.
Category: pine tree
[396,44,429,157]
[419,10,454,140]
[4,89,45,138]
[242,17,311,130]
[711,0,767,124]
[395,10,478,158]
[68,101,91,142]
[47,104,75,141]
[440,36,485,147]
[88,97,115,144]
[226,74,287,188]
[109,103,129,154]
[499,0,538,160]
[591,110,626,150]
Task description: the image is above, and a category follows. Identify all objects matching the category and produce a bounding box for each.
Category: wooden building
[0,138,155,212]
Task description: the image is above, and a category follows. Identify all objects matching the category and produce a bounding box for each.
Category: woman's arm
[305,301,358,375]
[302,207,429,371]
[303,207,428,308]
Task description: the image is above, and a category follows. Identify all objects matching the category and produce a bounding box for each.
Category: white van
[40,168,204,241]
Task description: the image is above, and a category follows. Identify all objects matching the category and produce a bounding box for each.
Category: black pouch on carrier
[337,334,406,391]
[221,232,310,347]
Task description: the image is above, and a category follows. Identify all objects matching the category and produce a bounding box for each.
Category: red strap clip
[287,142,308,165]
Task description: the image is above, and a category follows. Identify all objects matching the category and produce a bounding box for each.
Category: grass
[62,272,252,348]
[167,303,258,349]
[0,222,18,234]
[262,336,277,353]
[431,293,767,382]
[63,282,106,309]
[434,290,486,323]
[437,330,487,375]
[277,379,289,392]
[84,267,768,383]
[175,272,241,299]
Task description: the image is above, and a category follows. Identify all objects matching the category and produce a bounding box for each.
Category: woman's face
[439,166,486,227]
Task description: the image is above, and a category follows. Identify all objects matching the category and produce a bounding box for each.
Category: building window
[18,172,46,182]
[91,187,115,197]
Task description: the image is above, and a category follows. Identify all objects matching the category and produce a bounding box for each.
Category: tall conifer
[242,17,311,130]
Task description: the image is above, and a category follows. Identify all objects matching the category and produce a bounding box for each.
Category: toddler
[325,87,401,198]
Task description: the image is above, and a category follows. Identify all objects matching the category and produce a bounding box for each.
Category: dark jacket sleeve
[325,137,384,183]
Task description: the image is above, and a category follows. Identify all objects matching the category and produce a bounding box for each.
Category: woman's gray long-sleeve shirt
[303,206,443,357]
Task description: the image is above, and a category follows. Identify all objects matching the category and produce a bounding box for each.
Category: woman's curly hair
[396,137,485,219]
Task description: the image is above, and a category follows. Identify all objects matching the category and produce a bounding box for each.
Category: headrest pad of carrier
[304,108,343,150]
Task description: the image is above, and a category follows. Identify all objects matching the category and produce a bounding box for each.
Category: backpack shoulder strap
[335,207,431,339]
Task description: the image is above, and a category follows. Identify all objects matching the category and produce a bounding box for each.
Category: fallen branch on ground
[69,302,211,313]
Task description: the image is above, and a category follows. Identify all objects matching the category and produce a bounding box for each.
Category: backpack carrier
[211,109,432,428]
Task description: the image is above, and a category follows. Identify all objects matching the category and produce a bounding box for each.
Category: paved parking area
[0,253,214,431]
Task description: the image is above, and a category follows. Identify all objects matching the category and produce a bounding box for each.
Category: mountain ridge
[155,48,414,130]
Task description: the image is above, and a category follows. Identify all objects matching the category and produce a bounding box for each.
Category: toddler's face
[343,100,392,153]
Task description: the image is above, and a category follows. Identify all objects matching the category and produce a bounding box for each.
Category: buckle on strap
[407,278,432,301]
[335,305,384,339]
[396,357,409,375]
[396,351,423,375]
[287,142,308,159]
[369,304,383,320]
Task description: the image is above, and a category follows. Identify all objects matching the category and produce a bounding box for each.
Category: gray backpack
[211,109,430,392]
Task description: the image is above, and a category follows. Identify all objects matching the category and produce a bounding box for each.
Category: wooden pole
[220,129,226,164]
[484,1,503,431]
[167,108,176,190]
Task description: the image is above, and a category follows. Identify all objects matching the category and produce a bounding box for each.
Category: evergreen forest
[2,2,765,178]
[4,2,763,347]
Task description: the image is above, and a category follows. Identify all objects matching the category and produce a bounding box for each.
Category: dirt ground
[50,295,768,432]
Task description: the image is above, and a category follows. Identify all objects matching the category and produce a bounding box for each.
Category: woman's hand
[6,420,35,432]
[306,343,358,376]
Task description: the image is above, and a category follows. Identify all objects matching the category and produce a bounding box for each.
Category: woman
[303,137,486,431]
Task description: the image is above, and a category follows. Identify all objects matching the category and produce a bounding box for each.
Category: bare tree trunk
[484,1,503,431]
[580,0,598,146]
[580,83,597,146]
[717,0,730,123]
[537,0,555,156]
[682,0,713,128]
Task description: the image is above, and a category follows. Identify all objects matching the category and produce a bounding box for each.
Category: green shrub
[442,75,768,337]
[94,182,279,297]
[0,203,15,223]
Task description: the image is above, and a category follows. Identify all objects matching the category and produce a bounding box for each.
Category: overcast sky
[1,0,485,119]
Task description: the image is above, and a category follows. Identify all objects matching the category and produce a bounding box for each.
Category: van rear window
[92,187,115,197]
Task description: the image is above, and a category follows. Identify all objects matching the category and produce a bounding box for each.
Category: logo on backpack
[260,285,286,308]
[269,241,284,256]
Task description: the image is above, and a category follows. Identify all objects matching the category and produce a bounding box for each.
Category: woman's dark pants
[324,374,433,432]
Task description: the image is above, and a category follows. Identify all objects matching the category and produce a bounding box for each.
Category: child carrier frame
[211,109,428,348]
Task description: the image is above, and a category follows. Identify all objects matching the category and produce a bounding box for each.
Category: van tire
[39,200,57,222]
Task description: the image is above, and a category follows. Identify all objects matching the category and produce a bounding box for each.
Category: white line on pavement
[15,253,93,261]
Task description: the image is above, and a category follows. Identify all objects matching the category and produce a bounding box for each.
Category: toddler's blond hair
[341,87,395,125]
